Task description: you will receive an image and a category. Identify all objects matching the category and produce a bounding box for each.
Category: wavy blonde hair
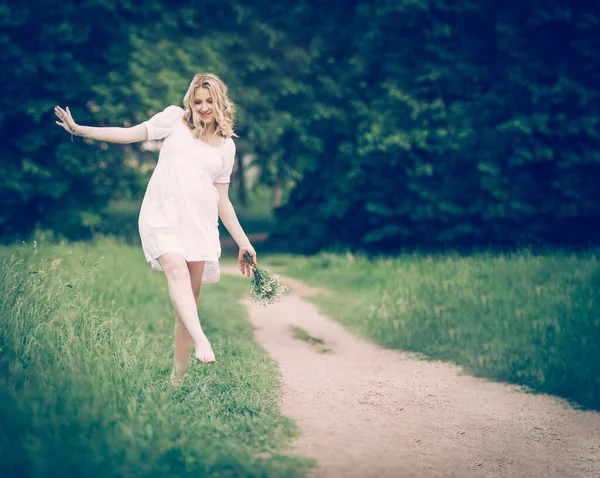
[182,73,236,139]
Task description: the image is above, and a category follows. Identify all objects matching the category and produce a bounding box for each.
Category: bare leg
[171,261,206,385]
[171,314,194,385]
[158,253,215,368]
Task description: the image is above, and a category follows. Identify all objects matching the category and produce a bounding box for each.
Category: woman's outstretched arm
[54,105,148,144]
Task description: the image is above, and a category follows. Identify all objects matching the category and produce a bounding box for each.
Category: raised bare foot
[195,335,216,364]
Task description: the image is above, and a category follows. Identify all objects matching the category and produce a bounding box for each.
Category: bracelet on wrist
[70,124,79,142]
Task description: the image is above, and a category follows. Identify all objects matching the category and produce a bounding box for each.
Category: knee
[162,261,190,283]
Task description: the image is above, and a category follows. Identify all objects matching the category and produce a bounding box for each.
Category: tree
[0,1,167,238]
[275,0,600,250]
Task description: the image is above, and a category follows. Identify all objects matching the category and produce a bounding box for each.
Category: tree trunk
[272,178,282,208]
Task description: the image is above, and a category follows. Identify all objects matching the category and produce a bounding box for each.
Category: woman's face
[194,87,215,126]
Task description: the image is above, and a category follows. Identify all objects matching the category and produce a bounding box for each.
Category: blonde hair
[182,73,236,139]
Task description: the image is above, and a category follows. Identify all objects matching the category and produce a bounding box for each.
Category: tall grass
[274,249,600,410]
[0,238,311,477]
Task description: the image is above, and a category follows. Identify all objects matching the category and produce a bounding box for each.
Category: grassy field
[267,249,600,410]
[4,236,597,477]
[0,238,311,478]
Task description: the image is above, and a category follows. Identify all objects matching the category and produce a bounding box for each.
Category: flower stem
[243,251,255,266]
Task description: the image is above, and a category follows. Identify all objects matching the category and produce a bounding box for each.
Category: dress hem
[147,252,221,284]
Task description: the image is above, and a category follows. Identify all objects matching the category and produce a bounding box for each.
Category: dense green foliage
[272,250,600,410]
[1,1,155,238]
[0,239,311,477]
[273,0,600,250]
[2,1,599,249]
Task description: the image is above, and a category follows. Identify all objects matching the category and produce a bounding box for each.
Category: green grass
[0,238,312,477]
[268,250,600,410]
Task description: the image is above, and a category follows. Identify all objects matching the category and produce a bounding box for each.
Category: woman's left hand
[238,244,257,277]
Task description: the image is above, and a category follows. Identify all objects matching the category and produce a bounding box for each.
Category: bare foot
[169,370,184,387]
[195,335,216,363]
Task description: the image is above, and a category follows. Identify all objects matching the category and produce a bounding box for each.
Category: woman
[54,73,257,384]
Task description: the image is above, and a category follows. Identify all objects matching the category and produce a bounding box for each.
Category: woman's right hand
[54,105,78,134]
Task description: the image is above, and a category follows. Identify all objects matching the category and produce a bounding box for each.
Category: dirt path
[221,265,600,478]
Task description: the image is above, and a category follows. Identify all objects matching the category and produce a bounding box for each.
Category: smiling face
[182,73,235,139]
[194,87,215,127]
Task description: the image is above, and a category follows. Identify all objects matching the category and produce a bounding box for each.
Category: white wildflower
[244,252,288,306]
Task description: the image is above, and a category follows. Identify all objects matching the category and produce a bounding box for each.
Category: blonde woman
[54,73,257,384]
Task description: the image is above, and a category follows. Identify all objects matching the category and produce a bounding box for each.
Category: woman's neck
[202,124,217,140]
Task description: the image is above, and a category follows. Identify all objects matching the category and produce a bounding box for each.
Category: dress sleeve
[143,105,184,141]
[215,139,236,184]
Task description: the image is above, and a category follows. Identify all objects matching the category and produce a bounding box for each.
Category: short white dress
[138,105,236,284]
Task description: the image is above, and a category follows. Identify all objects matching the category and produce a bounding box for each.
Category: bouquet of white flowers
[243,251,288,306]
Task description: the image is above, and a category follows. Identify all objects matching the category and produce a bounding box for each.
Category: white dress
[138,105,236,284]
